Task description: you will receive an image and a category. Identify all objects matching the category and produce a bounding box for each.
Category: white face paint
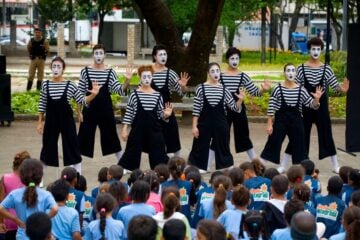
[93,49,105,64]
[228,54,240,69]
[155,50,167,65]
[140,71,153,86]
[209,65,221,81]
[284,65,296,81]
[51,61,63,77]
[310,46,322,60]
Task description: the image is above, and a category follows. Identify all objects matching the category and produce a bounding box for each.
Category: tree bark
[289,0,303,35]
[261,6,266,64]
[134,0,225,86]
[97,12,106,44]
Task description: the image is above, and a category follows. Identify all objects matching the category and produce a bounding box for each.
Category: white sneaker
[332,167,340,174]
[277,166,285,174]
[199,169,207,174]
[123,169,132,175]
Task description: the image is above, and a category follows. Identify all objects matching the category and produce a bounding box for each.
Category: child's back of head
[141,170,160,194]
[228,167,244,187]
[108,165,124,181]
[50,179,70,202]
[128,215,158,240]
[97,167,109,183]
[154,164,170,183]
[349,169,360,190]
[287,166,305,185]
[75,174,87,192]
[231,185,250,208]
[339,166,353,184]
[26,212,52,240]
[300,159,315,176]
[327,176,344,196]
[168,157,186,180]
[130,180,150,203]
[271,175,289,196]
[127,169,143,187]
[264,168,280,181]
[284,199,305,225]
[162,218,186,240]
[351,190,360,207]
[240,210,266,240]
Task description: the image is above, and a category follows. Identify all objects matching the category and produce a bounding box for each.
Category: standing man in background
[27,27,49,91]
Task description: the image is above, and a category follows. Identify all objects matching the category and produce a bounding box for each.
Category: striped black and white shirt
[153,69,183,95]
[78,67,125,96]
[220,72,260,96]
[296,64,339,92]
[38,80,86,113]
[123,90,165,125]
[267,84,318,116]
[193,84,240,117]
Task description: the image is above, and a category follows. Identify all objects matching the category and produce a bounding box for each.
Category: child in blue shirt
[184,165,208,194]
[343,169,360,207]
[329,206,360,240]
[293,183,316,216]
[109,181,130,218]
[50,179,82,240]
[25,212,52,240]
[301,159,321,202]
[84,193,126,240]
[0,159,58,240]
[75,174,95,233]
[339,166,353,207]
[315,176,346,238]
[286,165,304,200]
[91,167,109,198]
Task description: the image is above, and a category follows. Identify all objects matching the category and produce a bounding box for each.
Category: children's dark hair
[93,43,106,53]
[168,156,186,180]
[140,170,160,193]
[95,193,116,240]
[351,190,360,207]
[75,174,87,192]
[327,175,343,195]
[109,181,128,203]
[128,215,158,240]
[209,171,224,184]
[51,56,66,71]
[130,180,150,202]
[263,168,280,181]
[161,186,180,219]
[293,183,311,203]
[232,185,250,207]
[108,165,124,180]
[342,205,360,240]
[61,167,78,185]
[307,37,324,50]
[98,167,109,183]
[240,159,265,177]
[20,158,43,208]
[228,167,244,187]
[154,164,170,183]
[212,175,232,218]
[226,47,241,60]
[271,175,289,195]
[197,219,230,240]
[339,166,353,184]
[208,62,221,72]
[349,169,360,190]
[127,169,143,187]
[152,44,167,63]
[162,218,186,240]
[50,179,70,202]
[300,159,315,176]
[284,199,305,224]
[240,210,267,240]
[25,212,51,240]
[286,166,305,185]
[186,171,202,191]
[13,150,30,171]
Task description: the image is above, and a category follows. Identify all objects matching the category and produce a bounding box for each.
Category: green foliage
[165,0,197,34]
[36,0,72,23]
[329,51,347,81]
[11,91,40,114]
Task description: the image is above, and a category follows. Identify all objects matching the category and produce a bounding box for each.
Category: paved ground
[0,120,358,195]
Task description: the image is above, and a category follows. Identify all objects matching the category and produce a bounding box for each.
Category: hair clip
[169,192,175,196]
[100,208,106,213]
[28,182,35,187]
[295,177,302,183]
[63,175,67,179]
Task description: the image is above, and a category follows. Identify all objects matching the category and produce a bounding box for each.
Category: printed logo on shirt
[316,202,339,221]
[250,184,269,202]
[66,193,77,209]
[304,179,313,191]
[200,192,215,202]
[84,200,93,218]
[179,187,189,205]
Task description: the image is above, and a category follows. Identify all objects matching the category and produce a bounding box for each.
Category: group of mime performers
[37,37,349,175]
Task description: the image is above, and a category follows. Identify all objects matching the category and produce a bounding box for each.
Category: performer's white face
[51,61,63,77]
[284,65,296,81]
[209,65,221,81]
[228,54,240,69]
[93,49,105,64]
[140,71,153,86]
[155,50,167,65]
[310,45,322,60]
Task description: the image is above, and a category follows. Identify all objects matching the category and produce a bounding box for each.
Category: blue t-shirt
[305,202,317,216]
[244,176,271,210]
[341,184,354,207]
[0,187,57,240]
[271,227,291,240]
[315,194,346,238]
[83,217,126,240]
[198,197,234,220]
[191,186,215,228]
[116,203,155,232]
[82,194,95,231]
[52,206,80,240]
[329,231,346,240]
[67,187,85,214]
[217,209,247,240]
[304,175,321,200]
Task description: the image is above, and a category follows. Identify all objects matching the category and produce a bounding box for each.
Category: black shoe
[26,81,33,91]
[36,81,43,91]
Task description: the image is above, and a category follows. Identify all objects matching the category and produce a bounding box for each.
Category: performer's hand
[163,102,173,119]
[77,112,83,123]
[88,81,102,95]
[178,72,190,87]
[192,126,199,138]
[340,77,349,93]
[37,122,44,135]
[234,88,246,101]
[261,78,272,92]
[311,86,324,100]
[267,125,273,135]
[121,128,129,142]
[124,65,134,80]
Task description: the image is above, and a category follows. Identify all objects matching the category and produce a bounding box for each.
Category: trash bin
[0,55,15,126]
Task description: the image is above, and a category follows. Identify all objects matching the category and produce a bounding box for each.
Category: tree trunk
[261,6,266,64]
[330,6,342,50]
[134,0,225,86]
[97,12,106,44]
[289,1,303,35]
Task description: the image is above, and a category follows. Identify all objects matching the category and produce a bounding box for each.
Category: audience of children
[141,170,163,213]
[292,183,316,216]
[162,218,187,240]
[301,159,321,201]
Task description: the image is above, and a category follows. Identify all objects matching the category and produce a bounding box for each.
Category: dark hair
[34,27,42,32]
[154,164,170,183]
[226,47,241,60]
[228,167,244,187]
[128,215,158,240]
[209,171,224,184]
[307,37,324,50]
[213,175,232,218]
[240,210,266,240]
[162,218,186,240]
[283,63,295,72]
[197,219,229,240]
[286,166,305,185]
[240,159,265,177]
[351,190,360,207]
[152,44,167,63]
[50,179,70,202]
[109,181,128,203]
[93,44,106,53]
[263,168,280,181]
[108,165,124,180]
[232,185,250,207]
[284,199,305,224]
[26,212,51,240]
[130,180,150,202]
[168,157,186,180]
[343,206,360,240]
[127,169,143,187]
[75,175,87,192]
[300,159,315,176]
[186,171,202,191]
[95,193,116,240]
[13,151,30,171]
[339,166,353,184]
[271,175,289,195]
[20,158,43,208]
[208,62,221,72]
[161,186,180,219]
[290,212,316,240]
[98,167,109,183]
[51,56,66,72]
[327,175,343,195]
[61,167,78,186]
[293,183,311,203]
[349,169,360,190]
[141,170,160,193]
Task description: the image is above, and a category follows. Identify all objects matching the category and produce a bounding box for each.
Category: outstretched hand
[88,81,102,95]
[261,78,272,92]
[234,88,246,101]
[163,102,173,119]
[311,86,324,99]
[178,72,190,87]
[340,77,349,93]
[124,65,135,80]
